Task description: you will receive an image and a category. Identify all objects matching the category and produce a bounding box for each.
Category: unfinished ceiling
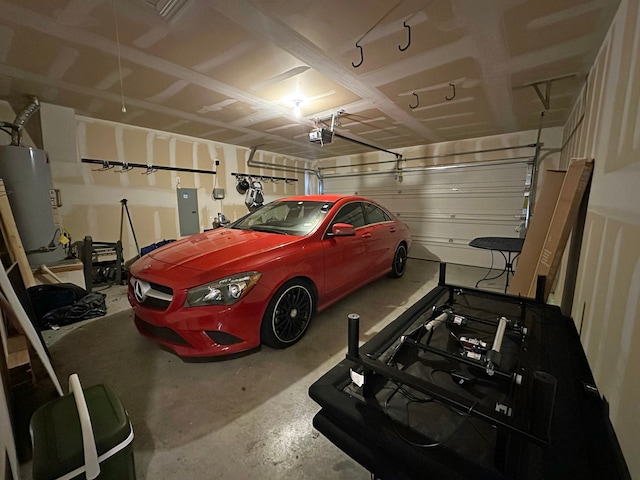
[0,0,620,160]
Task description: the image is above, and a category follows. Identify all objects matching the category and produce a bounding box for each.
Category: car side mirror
[330,223,356,237]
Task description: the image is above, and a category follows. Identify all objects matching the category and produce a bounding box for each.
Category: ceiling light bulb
[293,100,302,117]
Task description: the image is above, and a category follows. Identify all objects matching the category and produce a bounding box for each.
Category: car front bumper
[128,281,268,357]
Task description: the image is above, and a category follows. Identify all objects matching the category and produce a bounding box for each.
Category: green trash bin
[30,374,135,480]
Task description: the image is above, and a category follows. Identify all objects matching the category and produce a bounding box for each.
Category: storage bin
[30,374,135,480]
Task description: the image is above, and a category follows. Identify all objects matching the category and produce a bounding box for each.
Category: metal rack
[78,236,124,292]
[82,158,217,176]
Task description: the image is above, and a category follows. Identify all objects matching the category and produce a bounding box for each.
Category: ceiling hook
[409,92,419,109]
[352,42,364,68]
[445,82,456,101]
[399,21,411,51]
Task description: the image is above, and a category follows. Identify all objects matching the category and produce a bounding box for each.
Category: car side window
[332,202,365,228]
[363,203,391,225]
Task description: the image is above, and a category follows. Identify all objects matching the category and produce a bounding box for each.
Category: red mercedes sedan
[127,194,411,357]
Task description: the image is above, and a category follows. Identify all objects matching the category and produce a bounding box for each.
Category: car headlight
[184,271,262,307]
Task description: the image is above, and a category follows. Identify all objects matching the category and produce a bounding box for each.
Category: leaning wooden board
[0,178,36,289]
[509,159,594,300]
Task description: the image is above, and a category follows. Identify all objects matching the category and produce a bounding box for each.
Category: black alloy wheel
[261,280,314,348]
[389,243,408,278]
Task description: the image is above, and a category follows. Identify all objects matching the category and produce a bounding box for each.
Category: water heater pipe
[10,96,40,146]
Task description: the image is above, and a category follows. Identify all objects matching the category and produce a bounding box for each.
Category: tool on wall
[244,180,264,211]
[231,174,266,211]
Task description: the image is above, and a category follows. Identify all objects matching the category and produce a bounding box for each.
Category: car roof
[277,194,365,203]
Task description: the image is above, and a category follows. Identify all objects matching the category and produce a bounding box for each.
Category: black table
[469,237,525,292]
[309,265,629,480]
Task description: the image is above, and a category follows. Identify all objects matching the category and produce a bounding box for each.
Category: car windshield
[230,200,334,236]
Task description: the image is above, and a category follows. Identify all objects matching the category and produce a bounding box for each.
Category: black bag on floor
[28,283,88,328]
[41,292,107,329]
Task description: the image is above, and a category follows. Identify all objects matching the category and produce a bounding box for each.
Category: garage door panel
[322,160,530,268]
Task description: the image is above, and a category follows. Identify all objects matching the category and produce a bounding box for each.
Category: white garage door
[321,160,532,268]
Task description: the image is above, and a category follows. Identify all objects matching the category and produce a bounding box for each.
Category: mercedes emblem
[133,278,151,303]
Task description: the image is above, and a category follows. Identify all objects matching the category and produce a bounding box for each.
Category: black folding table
[469,237,525,292]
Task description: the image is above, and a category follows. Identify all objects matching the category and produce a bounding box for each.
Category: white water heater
[0,145,65,265]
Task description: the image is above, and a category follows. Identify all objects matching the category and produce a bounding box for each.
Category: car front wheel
[388,243,408,278]
[261,280,314,348]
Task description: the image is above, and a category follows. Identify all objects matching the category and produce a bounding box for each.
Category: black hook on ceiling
[352,42,364,68]
[399,21,411,51]
[445,82,456,101]
[409,92,419,109]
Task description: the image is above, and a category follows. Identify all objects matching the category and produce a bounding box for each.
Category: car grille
[141,296,172,310]
[136,318,191,346]
[131,276,173,310]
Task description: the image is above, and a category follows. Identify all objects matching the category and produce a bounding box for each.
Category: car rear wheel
[261,280,314,348]
[388,243,408,278]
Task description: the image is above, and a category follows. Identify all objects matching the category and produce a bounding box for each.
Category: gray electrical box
[177,188,200,236]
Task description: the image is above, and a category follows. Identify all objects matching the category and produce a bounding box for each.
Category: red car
[127,194,411,357]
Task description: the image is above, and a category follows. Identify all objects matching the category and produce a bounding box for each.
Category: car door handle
[362,232,371,239]
[389,227,396,233]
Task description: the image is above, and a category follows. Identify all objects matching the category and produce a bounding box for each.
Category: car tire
[261,279,314,349]
[388,243,408,278]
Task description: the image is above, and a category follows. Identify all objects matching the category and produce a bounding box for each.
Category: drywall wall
[45,113,309,261]
[561,0,639,476]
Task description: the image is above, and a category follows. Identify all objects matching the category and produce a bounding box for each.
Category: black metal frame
[309,263,630,479]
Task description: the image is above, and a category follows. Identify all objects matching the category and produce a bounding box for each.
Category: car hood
[143,227,301,272]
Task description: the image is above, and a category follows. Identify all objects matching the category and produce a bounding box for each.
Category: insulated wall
[40,108,310,261]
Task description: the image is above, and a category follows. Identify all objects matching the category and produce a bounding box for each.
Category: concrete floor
[22,259,504,479]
